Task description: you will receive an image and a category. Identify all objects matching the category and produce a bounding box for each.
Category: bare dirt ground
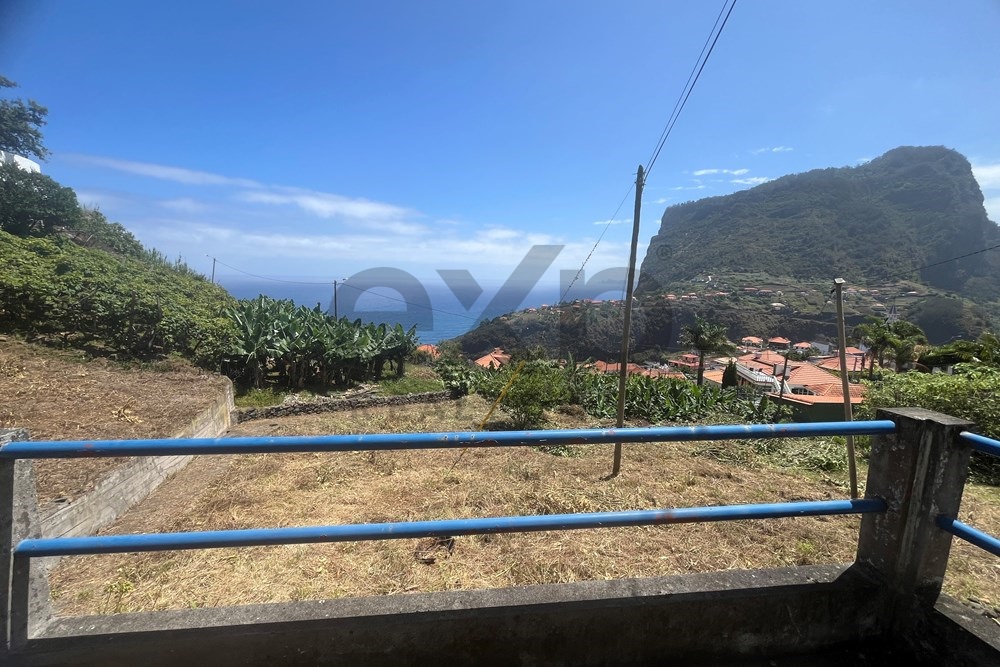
[0,337,229,503]
[48,396,1000,620]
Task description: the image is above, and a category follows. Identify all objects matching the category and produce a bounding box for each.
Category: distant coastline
[216,277,588,344]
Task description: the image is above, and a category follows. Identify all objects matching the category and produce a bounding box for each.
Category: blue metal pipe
[14,498,885,557]
[960,431,1000,458]
[936,516,1000,558]
[0,421,896,459]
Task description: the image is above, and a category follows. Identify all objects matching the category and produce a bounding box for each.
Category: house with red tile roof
[415,344,441,360]
[767,336,791,350]
[792,342,814,351]
[740,336,764,347]
[475,348,511,369]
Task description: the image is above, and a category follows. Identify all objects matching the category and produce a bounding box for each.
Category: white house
[0,150,41,173]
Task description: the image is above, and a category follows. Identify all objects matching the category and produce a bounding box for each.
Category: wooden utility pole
[612,165,644,477]
[833,278,859,499]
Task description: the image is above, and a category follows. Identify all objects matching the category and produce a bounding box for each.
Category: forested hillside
[637,146,1000,301]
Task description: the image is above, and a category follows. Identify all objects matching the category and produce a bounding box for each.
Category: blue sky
[3,0,1000,294]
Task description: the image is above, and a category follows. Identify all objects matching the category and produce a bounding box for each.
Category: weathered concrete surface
[12,564,886,666]
[37,379,235,541]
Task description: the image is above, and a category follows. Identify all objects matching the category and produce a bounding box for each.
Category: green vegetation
[0,231,235,366]
[860,364,1000,482]
[632,145,999,344]
[224,296,418,389]
[1,75,48,160]
[377,366,444,395]
[477,361,570,429]
[681,316,735,385]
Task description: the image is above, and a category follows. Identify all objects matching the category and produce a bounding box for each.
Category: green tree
[852,317,895,378]
[681,316,734,386]
[0,76,49,161]
[478,361,569,429]
[887,320,928,371]
[0,162,82,236]
[721,360,738,388]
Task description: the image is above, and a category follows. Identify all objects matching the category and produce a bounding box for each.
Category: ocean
[218,277,598,344]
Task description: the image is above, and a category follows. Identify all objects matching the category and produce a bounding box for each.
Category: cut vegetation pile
[49,396,1000,618]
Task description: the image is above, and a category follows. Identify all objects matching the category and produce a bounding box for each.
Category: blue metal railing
[0,421,898,559]
[0,420,897,459]
[15,499,885,558]
[2,419,897,647]
[936,431,1000,558]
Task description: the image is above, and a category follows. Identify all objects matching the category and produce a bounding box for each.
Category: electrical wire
[559,1,737,304]
[645,0,737,180]
[558,183,635,304]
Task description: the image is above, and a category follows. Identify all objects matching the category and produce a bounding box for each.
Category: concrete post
[1,428,53,653]
[856,407,975,629]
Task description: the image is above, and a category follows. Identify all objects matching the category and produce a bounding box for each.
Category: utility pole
[833,278,859,499]
[333,280,340,319]
[612,165,644,477]
[205,255,217,284]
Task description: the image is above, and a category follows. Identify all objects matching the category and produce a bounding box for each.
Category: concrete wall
[13,565,892,666]
[38,380,235,540]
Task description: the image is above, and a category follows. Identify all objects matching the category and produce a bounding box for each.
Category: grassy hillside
[0,230,235,366]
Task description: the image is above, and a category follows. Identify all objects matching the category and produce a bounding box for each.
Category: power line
[558,183,635,303]
[912,242,1000,273]
[645,0,737,180]
[559,1,737,305]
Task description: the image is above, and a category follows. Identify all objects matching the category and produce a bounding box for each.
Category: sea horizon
[216,276,612,345]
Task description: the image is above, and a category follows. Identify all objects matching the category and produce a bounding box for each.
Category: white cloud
[592,218,631,225]
[972,163,1000,190]
[67,154,263,188]
[751,146,794,155]
[653,197,669,204]
[670,184,706,191]
[692,168,749,176]
[159,197,209,213]
[731,177,770,186]
[239,189,413,221]
[984,196,1000,222]
[856,157,873,165]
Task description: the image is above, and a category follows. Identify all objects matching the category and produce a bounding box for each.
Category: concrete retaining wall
[37,380,235,540]
[14,565,895,666]
[238,390,455,421]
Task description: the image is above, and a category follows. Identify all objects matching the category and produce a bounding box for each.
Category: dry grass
[49,396,1000,618]
[0,337,229,503]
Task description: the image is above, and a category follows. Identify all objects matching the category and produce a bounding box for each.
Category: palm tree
[681,317,734,386]
[888,321,928,372]
[852,317,896,379]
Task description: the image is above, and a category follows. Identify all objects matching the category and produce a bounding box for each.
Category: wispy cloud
[670,184,706,191]
[653,197,669,204]
[972,163,1000,190]
[751,146,794,155]
[158,197,209,213]
[592,218,631,225]
[692,168,749,176]
[67,154,264,188]
[239,189,413,221]
[984,196,999,222]
[731,177,770,186]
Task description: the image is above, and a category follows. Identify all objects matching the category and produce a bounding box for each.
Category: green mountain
[453,146,999,358]
[637,146,1000,302]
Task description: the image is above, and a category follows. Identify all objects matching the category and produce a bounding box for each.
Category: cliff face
[637,146,1000,301]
